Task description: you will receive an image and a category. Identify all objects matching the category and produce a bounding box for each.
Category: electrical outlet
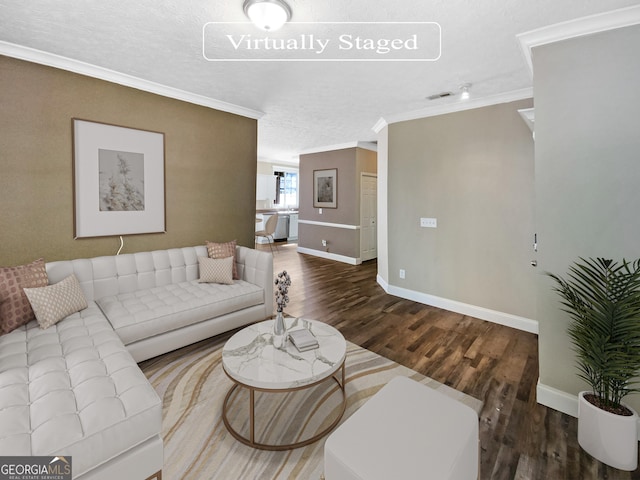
[420,217,437,228]
[322,239,327,247]
[319,208,323,214]
[399,269,405,279]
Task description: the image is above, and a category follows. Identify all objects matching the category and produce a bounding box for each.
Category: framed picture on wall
[73,118,166,238]
[313,168,337,208]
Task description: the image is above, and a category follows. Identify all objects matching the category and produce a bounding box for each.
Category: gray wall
[0,56,257,265]
[387,99,536,319]
[534,25,640,410]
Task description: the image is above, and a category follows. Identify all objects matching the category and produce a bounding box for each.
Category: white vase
[578,391,638,470]
[273,311,287,350]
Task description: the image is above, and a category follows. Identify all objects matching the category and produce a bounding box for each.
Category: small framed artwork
[313,168,337,208]
[73,118,166,238]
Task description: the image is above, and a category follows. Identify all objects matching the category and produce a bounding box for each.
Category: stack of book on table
[288,328,319,352]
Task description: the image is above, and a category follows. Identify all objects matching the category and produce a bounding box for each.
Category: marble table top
[222,317,346,390]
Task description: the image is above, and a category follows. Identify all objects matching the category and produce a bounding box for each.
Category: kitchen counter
[256,209,299,214]
[255,210,299,242]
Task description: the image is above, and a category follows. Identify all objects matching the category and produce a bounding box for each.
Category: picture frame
[313,168,337,208]
[73,118,166,238]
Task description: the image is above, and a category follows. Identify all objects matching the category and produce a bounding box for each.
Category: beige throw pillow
[198,256,234,285]
[23,274,88,329]
[205,240,238,279]
[0,258,49,334]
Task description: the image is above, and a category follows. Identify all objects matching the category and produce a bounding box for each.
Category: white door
[360,174,378,261]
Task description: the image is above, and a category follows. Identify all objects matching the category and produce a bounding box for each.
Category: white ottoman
[324,376,479,480]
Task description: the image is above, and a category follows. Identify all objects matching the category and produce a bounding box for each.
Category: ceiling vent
[426,91,453,101]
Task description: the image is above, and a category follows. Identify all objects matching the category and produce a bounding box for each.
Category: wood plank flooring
[264,242,640,480]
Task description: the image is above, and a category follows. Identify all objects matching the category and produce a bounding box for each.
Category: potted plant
[547,257,640,470]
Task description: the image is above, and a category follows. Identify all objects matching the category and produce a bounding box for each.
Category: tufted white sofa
[0,245,273,479]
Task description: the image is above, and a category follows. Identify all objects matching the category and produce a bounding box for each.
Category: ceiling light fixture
[243,0,292,31]
[460,83,472,100]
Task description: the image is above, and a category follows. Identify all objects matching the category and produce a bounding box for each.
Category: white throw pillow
[23,274,88,329]
[198,256,234,285]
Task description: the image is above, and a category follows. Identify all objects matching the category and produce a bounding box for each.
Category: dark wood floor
[263,242,640,480]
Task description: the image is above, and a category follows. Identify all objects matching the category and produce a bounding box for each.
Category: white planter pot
[578,391,638,471]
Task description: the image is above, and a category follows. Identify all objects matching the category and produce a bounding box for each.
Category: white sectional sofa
[0,245,273,479]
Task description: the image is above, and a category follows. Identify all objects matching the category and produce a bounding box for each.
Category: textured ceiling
[1,0,637,163]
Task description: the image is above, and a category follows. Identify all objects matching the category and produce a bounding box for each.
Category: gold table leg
[222,360,346,451]
[250,387,255,444]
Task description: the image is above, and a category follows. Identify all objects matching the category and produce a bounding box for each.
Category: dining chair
[255,214,279,253]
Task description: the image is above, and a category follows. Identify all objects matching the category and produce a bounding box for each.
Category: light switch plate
[420,217,437,228]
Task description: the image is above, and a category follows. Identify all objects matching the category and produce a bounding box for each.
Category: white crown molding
[299,140,377,156]
[518,107,535,132]
[356,141,378,152]
[517,4,640,76]
[373,5,640,133]
[0,41,264,120]
[373,88,533,132]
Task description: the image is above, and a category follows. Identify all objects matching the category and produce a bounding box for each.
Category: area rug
[140,335,483,480]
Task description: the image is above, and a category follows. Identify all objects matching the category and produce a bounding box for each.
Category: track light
[460,83,471,100]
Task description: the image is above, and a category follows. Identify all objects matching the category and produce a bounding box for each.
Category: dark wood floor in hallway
[264,242,640,480]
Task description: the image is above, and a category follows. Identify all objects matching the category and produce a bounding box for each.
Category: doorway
[360,173,378,261]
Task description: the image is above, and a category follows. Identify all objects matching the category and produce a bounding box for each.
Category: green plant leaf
[546,257,640,409]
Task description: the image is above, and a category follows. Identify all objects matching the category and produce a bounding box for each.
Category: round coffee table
[221,317,347,451]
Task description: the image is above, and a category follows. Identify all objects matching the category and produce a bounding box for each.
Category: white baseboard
[376,274,389,292]
[296,246,361,265]
[537,380,640,437]
[376,275,538,334]
[536,381,579,417]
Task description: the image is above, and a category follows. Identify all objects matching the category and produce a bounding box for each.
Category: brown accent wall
[0,56,257,265]
[356,148,378,204]
[298,147,377,260]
